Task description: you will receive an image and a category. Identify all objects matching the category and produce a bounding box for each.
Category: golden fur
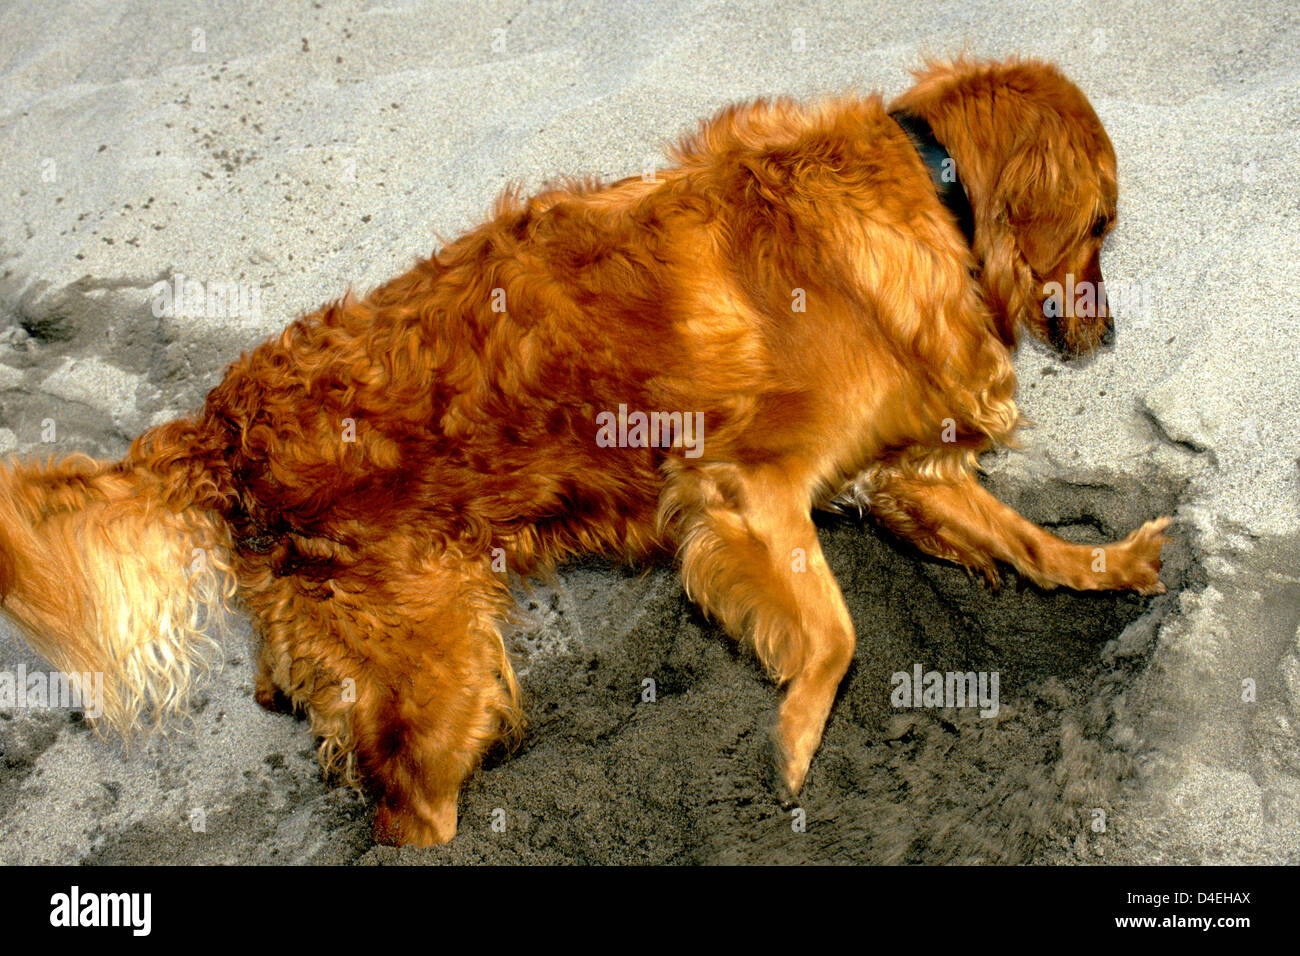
[0,58,1168,846]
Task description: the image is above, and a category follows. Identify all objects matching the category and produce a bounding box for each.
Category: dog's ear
[994,137,1079,277]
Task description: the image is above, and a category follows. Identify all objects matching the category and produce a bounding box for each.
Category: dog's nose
[1099,321,1116,347]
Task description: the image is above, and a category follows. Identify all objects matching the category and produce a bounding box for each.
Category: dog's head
[893,58,1118,359]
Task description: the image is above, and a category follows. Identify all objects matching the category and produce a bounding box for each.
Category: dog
[0,57,1169,846]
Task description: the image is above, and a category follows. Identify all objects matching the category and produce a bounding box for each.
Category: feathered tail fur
[0,428,236,735]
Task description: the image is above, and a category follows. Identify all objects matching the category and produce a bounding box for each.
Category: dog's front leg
[863,466,1170,594]
[663,461,856,800]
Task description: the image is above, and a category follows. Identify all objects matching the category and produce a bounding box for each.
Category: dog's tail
[0,419,237,735]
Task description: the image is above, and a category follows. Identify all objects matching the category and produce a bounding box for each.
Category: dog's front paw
[1111,516,1172,595]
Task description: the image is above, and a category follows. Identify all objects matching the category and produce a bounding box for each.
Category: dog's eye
[1090,216,1110,238]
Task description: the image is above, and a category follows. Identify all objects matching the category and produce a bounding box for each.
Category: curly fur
[0,57,1169,846]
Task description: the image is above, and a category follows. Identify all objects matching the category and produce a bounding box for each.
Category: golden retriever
[0,57,1169,845]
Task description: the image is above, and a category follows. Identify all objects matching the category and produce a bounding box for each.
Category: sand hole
[425,469,1194,864]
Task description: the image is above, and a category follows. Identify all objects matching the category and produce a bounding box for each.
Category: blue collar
[889,110,976,246]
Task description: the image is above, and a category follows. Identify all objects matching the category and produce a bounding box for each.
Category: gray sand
[0,0,1296,864]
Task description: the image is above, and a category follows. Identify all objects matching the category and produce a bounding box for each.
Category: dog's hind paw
[373,797,458,847]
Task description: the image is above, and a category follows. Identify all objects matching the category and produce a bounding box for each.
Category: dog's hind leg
[242,548,521,846]
[253,638,295,714]
[662,462,856,801]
